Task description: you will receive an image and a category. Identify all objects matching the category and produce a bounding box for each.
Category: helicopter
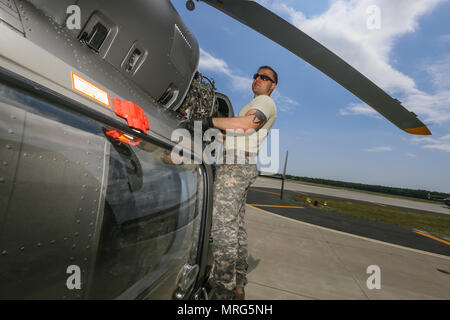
[0,0,430,300]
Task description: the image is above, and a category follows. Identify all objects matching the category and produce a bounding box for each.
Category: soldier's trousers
[210,163,258,300]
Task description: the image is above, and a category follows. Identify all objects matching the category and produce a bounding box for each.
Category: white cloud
[411,136,438,143]
[407,153,416,158]
[263,0,450,123]
[199,48,253,92]
[423,144,450,152]
[199,48,233,77]
[271,91,300,112]
[439,34,450,43]
[339,102,381,118]
[230,75,253,92]
[411,134,450,153]
[364,146,393,152]
[403,88,450,124]
[426,54,450,90]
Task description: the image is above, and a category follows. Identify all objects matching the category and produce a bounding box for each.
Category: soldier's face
[252,68,276,96]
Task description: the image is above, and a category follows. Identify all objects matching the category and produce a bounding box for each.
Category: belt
[221,150,257,165]
[225,150,257,157]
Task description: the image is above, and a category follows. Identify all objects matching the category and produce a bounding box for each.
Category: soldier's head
[252,66,277,97]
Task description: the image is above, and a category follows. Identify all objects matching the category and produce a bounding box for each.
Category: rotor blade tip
[404,126,432,135]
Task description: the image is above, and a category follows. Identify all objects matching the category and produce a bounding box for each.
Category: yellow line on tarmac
[248,204,304,209]
[415,231,450,246]
[294,190,310,196]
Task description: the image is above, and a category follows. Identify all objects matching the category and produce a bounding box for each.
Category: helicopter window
[0,80,206,299]
[89,137,205,299]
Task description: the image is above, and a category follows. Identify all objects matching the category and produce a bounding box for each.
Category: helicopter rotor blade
[200,0,431,135]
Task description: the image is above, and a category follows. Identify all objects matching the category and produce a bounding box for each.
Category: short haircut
[258,65,278,84]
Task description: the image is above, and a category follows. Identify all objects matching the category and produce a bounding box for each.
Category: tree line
[270,174,450,201]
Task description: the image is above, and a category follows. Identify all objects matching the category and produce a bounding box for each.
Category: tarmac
[244,177,450,300]
[253,177,450,216]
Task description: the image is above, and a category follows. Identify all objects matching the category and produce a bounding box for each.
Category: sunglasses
[253,73,275,83]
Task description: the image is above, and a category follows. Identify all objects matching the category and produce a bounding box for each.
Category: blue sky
[172,0,450,193]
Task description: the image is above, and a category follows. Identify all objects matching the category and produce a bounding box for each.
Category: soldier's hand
[181,116,214,133]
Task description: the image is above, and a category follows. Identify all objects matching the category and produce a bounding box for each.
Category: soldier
[188,66,278,299]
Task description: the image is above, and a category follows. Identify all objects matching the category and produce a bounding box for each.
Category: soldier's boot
[234,286,245,300]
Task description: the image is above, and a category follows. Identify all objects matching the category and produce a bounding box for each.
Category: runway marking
[415,231,450,246]
[247,204,450,260]
[249,188,280,196]
[248,204,304,209]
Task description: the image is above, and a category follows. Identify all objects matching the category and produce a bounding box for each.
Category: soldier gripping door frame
[186,66,278,299]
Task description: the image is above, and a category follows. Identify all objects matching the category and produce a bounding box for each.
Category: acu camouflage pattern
[210,163,258,300]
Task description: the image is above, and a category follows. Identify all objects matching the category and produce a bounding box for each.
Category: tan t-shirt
[225,95,277,155]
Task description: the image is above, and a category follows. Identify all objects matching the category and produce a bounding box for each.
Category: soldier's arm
[212,109,267,132]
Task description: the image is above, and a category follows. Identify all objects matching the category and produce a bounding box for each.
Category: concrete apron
[245,205,450,300]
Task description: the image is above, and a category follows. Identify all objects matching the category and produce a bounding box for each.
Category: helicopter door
[0,72,207,299]
[88,134,206,299]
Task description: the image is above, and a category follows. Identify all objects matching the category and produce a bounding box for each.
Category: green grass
[287,179,442,205]
[292,195,450,238]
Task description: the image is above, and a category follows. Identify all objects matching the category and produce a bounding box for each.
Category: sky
[172,0,450,193]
